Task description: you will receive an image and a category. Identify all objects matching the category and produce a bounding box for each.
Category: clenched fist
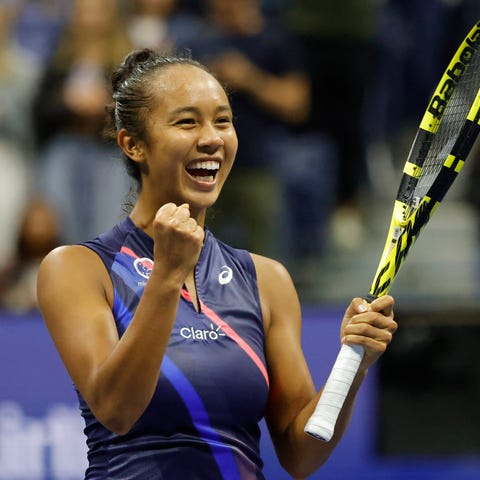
[151,203,204,285]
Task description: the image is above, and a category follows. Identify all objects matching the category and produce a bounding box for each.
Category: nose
[197,123,224,152]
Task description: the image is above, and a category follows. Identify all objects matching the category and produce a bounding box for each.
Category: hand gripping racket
[304,20,480,442]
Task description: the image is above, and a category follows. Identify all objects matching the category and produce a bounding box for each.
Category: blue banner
[1,309,480,480]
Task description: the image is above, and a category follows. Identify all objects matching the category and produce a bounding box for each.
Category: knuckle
[356,323,371,336]
[377,343,387,355]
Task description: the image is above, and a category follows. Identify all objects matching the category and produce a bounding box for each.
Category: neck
[129,198,207,237]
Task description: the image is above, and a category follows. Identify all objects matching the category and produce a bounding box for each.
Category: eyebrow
[169,105,233,117]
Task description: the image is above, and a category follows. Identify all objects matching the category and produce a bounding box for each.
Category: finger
[343,322,395,344]
[342,334,390,356]
[185,217,198,231]
[165,206,192,228]
[370,295,395,315]
[352,297,369,314]
[349,311,397,332]
[176,205,191,221]
[342,299,368,322]
[156,202,177,219]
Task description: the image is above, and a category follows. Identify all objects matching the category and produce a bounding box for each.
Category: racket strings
[413,48,480,201]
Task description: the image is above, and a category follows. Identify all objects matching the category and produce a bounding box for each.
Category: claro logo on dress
[180,323,226,341]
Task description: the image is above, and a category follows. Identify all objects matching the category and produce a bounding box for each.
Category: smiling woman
[36,48,397,480]
[185,159,221,183]
[104,50,237,219]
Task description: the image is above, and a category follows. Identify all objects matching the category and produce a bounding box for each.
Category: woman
[37,49,397,479]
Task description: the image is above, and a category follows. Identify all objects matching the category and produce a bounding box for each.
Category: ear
[117,129,146,163]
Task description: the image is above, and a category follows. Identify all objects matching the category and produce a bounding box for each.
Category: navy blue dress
[79,217,269,479]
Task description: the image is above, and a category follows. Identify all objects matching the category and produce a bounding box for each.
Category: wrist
[146,267,185,294]
[355,368,368,384]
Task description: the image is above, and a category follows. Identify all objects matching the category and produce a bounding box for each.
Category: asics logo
[180,323,226,341]
[218,265,233,285]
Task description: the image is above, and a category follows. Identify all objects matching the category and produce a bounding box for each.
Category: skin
[37,64,397,479]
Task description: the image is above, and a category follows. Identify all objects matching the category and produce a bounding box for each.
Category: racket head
[369,21,480,299]
[304,20,480,445]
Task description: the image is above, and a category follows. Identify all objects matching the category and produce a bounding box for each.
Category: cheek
[149,136,188,171]
[226,131,239,160]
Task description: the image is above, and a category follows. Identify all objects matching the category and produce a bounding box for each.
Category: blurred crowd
[0,0,478,312]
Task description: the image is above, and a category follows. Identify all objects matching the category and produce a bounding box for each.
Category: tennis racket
[305,20,480,442]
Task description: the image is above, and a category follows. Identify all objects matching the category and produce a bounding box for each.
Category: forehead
[150,64,229,111]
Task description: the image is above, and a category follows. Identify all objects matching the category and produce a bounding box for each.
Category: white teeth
[187,160,220,170]
[192,175,215,182]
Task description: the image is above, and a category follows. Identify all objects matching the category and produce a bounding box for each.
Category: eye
[216,116,233,126]
[175,118,196,126]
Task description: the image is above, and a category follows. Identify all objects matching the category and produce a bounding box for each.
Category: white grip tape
[304,343,365,442]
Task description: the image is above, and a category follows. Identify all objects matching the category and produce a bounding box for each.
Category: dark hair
[105,48,214,190]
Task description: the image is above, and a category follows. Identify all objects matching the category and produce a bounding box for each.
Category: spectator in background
[122,0,203,52]
[32,0,133,244]
[13,0,69,66]
[180,0,337,280]
[123,0,179,51]
[0,198,61,314]
[0,1,40,269]
[284,0,379,250]
[364,0,450,199]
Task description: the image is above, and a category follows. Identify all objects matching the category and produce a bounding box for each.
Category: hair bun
[111,48,159,94]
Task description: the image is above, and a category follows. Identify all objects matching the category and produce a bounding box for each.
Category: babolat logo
[428,23,480,118]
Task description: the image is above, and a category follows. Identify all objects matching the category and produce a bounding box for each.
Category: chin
[188,191,220,210]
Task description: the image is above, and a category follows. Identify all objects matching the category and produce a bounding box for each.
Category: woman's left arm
[252,254,397,479]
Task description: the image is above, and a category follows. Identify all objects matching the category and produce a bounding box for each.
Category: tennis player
[37,48,397,479]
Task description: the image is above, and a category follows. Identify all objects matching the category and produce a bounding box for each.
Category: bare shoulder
[250,253,293,285]
[38,244,113,312]
[40,244,96,269]
[38,244,107,287]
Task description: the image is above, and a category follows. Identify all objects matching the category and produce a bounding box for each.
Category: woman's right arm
[37,204,204,435]
[37,244,183,435]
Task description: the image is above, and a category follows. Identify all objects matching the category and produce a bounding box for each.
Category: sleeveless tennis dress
[79,217,269,479]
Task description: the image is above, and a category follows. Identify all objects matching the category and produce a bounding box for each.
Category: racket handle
[304,343,365,441]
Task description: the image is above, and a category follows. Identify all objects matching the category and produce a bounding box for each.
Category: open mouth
[185,160,220,183]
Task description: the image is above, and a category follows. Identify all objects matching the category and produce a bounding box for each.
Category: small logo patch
[218,265,233,285]
[134,257,154,279]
